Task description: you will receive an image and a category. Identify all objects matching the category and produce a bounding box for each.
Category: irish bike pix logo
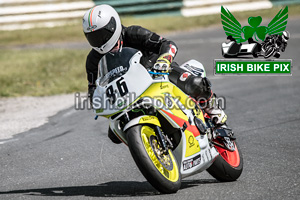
[215,6,292,76]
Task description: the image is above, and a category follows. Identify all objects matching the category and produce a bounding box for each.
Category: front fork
[154,126,174,155]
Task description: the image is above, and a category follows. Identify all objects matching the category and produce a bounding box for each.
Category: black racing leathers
[264,35,287,52]
[86,25,177,85]
[85,25,212,101]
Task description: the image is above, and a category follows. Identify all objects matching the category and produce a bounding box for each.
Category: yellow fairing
[141,82,204,158]
[193,105,205,122]
[142,82,204,120]
[184,130,200,157]
[141,83,186,120]
[142,82,193,107]
[105,82,204,121]
[172,84,195,109]
[139,116,161,127]
[141,126,179,182]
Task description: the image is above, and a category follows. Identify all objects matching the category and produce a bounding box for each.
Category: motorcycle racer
[82,5,227,142]
[263,31,290,58]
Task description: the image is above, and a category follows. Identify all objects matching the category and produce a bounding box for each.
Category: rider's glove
[152,53,173,73]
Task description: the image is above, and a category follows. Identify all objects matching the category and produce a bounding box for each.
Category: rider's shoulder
[87,49,103,60]
[124,25,152,37]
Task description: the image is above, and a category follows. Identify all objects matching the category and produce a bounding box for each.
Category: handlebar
[148,71,169,75]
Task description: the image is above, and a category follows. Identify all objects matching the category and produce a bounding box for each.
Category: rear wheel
[127,125,181,193]
[252,52,258,58]
[207,140,243,181]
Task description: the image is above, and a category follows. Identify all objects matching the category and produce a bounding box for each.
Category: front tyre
[207,141,243,181]
[127,125,181,193]
[264,46,275,58]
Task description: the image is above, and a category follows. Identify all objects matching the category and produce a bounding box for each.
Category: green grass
[0,49,87,97]
[123,4,300,33]
[1,5,299,47]
[0,5,299,97]
[0,22,86,47]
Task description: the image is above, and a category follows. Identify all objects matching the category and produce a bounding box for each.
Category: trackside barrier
[181,0,273,17]
[0,0,299,31]
[0,0,182,31]
[95,0,183,15]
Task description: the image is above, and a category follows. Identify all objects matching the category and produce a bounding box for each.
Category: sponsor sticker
[102,66,128,80]
[87,25,97,31]
[160,84,169,89]
[183,154,201,171]
[188,135,195,148]
[140,116,156,122]
[169,44,177,57]
[96,108,104,113]
[179,72,191,81]
[184,64,204,76]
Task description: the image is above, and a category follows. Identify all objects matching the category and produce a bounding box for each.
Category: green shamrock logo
[221,6,288,43]
[242,16,268,41]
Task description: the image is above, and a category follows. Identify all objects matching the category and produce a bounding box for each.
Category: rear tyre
[127,125,181,193]
[207,141,243,182]
[252,45,259,58]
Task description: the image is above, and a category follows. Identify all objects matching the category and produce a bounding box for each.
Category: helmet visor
[84,17,116,48]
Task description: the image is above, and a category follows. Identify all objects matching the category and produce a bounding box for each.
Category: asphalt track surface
[1,17,300,200]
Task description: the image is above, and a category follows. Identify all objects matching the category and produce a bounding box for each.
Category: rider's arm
[123,25,178,59]
[86,49,104,85]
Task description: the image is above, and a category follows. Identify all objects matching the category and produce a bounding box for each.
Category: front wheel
[127,125,181,193]
[264,46,275,58]
[207,140,243,181]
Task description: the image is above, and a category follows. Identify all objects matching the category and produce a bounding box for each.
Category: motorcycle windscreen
[98,48,139,86]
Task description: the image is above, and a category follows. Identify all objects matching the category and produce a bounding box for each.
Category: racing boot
[201,93,227,125]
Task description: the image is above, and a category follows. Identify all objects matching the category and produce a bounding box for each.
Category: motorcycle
[93,47,243,193]
[262,37,283,58]
[221,40,260,58]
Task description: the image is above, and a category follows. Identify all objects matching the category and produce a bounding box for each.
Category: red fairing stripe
[162,110,200,137]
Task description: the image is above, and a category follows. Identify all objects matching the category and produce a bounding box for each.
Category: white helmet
[82,5,122,54]
[281,31,290,42]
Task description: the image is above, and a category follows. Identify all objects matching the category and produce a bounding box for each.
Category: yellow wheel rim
[141,126,179,182]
